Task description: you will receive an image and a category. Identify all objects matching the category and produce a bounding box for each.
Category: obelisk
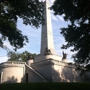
[40,0,55,55]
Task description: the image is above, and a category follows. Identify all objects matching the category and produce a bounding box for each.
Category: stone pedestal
[34,54,62,62]
[26,59,33,66]
[62,59,69,63]
[31,59,82,82]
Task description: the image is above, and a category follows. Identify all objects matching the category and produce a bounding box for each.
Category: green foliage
[51,0,90,63]
[7,51,19,61]
[0,0,43,50]
[7,51,37,62]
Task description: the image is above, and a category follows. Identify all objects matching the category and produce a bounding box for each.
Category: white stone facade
[0,61,25,83]
[0,59,90,83]
[34,54,62,62]
[31,59,90,82]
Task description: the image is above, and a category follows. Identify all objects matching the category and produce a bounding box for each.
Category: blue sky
[0,0,75,63]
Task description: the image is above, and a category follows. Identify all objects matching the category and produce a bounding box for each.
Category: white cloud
[3,41,13,50]
[23,30,41,38]
[0,56,8,64]
[51,14,58,21]
[17,18,23,23]
[51,11,64,22]
[50,10,54,13]
[39,0,45,2]
[48,0,52,5]
[49,0,55,4]
[57,15,64,21]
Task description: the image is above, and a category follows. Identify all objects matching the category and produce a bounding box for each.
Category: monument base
[34,54,62,62]
[62,59,69,63]
[31,59,83,82]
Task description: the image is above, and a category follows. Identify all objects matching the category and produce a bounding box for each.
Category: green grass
[0,82,90,90]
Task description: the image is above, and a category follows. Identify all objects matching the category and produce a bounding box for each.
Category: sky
[0,0,75,63]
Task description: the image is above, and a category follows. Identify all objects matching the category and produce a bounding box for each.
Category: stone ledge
[34,54,62,62]
[0,61,25,68]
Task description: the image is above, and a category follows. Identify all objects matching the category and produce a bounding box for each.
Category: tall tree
[7,51,37,62]
[7,51,19,61]
[51,0,90,63]
[0,0,43,50]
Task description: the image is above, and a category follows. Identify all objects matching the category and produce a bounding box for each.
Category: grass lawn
[0,82,90,90]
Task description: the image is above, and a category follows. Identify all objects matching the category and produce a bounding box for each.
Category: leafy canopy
[7,51,37,62]
[0,0,43,50]
[51,0,90,63]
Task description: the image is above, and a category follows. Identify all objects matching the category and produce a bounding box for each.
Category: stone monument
[34,0,62,62]
[40,1,55,55]
[32,0,69,82]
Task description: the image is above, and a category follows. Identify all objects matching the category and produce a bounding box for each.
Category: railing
[0,61,26,66]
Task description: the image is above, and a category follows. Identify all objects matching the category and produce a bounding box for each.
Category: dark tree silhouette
[51,0,90,64]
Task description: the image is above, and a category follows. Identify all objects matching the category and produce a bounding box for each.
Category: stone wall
[31,59,90,82]
[0,60,90,83]
[0,61,25,83]
[34,54,62,62]
[52,59,90,82]
[52,60,80,82]
[25,64,46,82]
[31,59,53,82]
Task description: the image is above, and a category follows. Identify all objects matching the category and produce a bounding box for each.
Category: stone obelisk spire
[40,0,55,54]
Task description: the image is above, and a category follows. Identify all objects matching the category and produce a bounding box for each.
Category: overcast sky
[0,0,75,63]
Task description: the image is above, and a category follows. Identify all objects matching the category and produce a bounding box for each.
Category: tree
[51,0,90,63]
[7,51,19,61]
[0,0,43,50]
[7,51,37,62]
